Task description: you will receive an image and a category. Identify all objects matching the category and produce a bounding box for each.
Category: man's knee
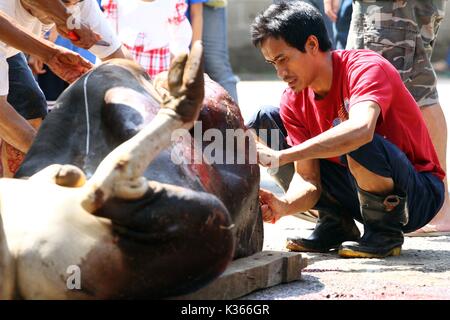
[345,153,386,180]
[7,54,47,120]
[246,105,280,130]
[346,155,365,176]
[345,154,378,182]
[7,81,47,120]
[345,134,395,177]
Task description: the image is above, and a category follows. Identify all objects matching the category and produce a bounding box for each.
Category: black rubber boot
[339,188,408,258]
[286,195,360,253]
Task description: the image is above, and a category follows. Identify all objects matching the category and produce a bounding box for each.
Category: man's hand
[324,0,340,22]
[28,55,46,75]
[259,189,288,224]
[44,45,93,83]
[57,23,102,49]
[256,141,282,168]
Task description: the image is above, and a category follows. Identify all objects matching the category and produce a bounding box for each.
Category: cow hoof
[55,165,86,188]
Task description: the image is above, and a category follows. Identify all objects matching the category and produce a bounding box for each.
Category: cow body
[0,58,262,299]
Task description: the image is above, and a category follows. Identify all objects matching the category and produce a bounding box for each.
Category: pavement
[234,77,450,300]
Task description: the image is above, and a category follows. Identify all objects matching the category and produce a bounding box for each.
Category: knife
[67,30,111,47]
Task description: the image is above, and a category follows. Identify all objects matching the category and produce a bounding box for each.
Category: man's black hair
[251,1,332,52]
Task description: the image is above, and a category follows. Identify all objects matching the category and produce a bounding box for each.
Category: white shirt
[103,0,192,55]
[0,0,121,96]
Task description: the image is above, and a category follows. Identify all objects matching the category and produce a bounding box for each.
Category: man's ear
[306,35,319,54]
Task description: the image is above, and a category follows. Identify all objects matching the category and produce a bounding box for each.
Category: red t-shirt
[280,49,445,180]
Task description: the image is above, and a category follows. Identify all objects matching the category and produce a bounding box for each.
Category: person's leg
[419,105,450,233]
[286,131,444,256]
[286,159,362,252]
[247,107,363,253]
[339,134,445,258]
[36,64,69,110]
[3,53,47,177]
[347,0,450,234]
[305,0,335,47]
[202,6,239,103]
[334,0,353,49]
[411,0,450,233]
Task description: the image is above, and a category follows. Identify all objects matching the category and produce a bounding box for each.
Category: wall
[228,0,273,77]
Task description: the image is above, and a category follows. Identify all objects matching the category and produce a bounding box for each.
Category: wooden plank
[174,251,307,300]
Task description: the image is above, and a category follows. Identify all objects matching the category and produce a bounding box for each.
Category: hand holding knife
[67,30,110,47]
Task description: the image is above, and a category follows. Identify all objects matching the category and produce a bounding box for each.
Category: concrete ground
[235,77,450,300]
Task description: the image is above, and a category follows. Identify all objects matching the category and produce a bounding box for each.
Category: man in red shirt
[248,2,445,258]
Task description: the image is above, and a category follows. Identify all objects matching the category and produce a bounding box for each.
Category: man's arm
[0,10,92,82]
[22,0,71,32]
[280,101,380,164]
[253,101,381,169]
[0,10,58,63]
[27,0,131,61]
[259,158,321,223]
[282,159,322,215]
[77,0,131,61]
[21,0,102,49]
[0,96,36,153]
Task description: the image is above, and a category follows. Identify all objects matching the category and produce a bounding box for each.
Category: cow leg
[80,42,204,213]
[0,212,15,299]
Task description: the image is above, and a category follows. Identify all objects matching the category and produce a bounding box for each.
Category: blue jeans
[334,0,352,49]
[7,53,47,119]
[202,5,239,103]
[246,105,445,232]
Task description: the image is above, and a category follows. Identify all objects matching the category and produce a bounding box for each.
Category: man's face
[261,37,314,93]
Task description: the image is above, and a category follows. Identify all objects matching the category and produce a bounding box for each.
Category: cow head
[0,42,239,299]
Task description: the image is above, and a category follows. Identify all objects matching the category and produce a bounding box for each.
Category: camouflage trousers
[347,0,447,107]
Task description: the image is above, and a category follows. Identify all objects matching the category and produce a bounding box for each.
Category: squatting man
[247,2,445,258]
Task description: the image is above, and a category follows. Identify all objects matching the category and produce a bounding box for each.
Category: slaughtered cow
[0,43,263,299]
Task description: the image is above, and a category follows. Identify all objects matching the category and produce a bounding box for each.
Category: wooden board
[174,250,307,300]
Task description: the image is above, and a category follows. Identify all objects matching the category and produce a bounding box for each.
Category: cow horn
[80,42,204,213]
